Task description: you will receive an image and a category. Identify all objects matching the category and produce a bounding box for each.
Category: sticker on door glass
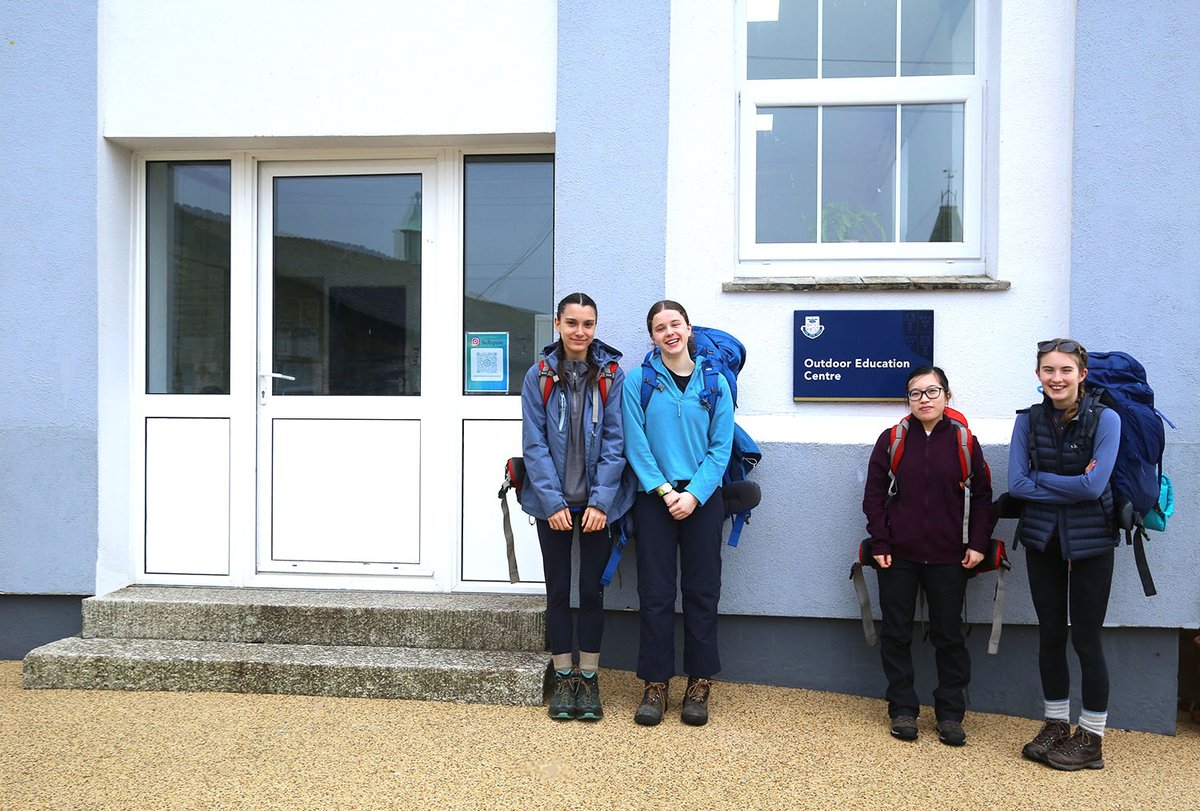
[465,332,509,393]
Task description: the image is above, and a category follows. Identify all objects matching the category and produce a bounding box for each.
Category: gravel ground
[2,660,1197,810]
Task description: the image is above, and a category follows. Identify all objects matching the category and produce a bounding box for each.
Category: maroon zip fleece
[862,415,994,564]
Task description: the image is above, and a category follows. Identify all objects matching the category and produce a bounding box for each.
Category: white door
[256,161,441,580]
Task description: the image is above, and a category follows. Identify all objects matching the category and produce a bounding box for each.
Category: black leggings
[536,519,610,655]
[1024,540,1115,712]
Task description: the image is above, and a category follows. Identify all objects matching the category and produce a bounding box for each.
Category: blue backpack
[600,327,763,587]
[638,326,763,547]
[1085,350,1176,596]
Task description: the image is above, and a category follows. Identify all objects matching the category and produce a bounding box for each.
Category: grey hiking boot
[547,669,577,720]
[1045,728,1105,771]
[1022,719,1071,763]
[890,714,918,741]
[681,677,712,726]
[634,681,668,726]
[574,671,603,721]
[936,719,967,746]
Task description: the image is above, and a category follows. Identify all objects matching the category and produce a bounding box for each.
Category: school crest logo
[801,315,825,340]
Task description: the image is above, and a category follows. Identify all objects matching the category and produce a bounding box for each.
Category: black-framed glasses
[1037,338,1086,354]
[907,386,945,401]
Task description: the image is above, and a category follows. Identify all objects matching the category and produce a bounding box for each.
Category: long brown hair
[1037,338,1088,423]
[645,299,697,356]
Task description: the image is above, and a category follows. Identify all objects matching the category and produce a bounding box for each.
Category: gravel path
[2,661,1197,810]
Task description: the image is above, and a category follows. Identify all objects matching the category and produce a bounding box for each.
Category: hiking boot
[547,669,577,720]
[1021,719,1071,764]
[634,681,668,726]
[681,677,712,727]
[574,671,603,721]
[936,719,967,746]
[1045,728,1105,771]
[890,715,918,741]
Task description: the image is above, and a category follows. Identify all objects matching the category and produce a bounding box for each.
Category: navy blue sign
[793,310,934,401]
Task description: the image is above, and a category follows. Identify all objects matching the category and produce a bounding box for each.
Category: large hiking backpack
[1080,350,1176,596]
[637,326,763,547]
[498,357,622,584]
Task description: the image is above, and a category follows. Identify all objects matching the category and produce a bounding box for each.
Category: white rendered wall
[100,0,556,141]
[666,0,1077,446]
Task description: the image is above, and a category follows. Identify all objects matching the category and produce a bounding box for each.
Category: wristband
[654,483,674,497]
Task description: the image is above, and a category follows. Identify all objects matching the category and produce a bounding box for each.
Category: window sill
[722,275,1010,292]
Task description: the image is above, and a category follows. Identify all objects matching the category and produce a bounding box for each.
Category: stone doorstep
[23,637,548,706]
[82,586,547,652]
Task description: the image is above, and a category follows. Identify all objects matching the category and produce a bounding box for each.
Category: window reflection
[146,161,231,394]
[463,155,555,393]
[823,106,896,242]
[272,174,422,396]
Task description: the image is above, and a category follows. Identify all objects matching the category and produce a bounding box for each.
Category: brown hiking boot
[635,681,668,726]
[1022,719,1071,763]
[681,677,712,726]
[1045,728,1105,771]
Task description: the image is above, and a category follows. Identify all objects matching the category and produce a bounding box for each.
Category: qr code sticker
[471,348,504,381]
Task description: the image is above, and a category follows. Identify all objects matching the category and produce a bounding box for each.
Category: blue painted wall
[0,3,99,594]
[1071,3,1200,622]
[555,0,670,360]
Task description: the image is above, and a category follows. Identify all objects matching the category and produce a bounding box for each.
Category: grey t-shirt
[561,360,590,507]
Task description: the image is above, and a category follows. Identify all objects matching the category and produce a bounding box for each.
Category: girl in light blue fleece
[622,300,733,728]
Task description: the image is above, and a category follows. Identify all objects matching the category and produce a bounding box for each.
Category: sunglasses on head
[1037,338,1086,355]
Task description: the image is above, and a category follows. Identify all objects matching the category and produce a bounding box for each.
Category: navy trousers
[536,518,609,655]
[633,489,724,682]
[877,556,970,721]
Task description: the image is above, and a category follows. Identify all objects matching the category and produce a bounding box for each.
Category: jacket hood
[540,338,624,370]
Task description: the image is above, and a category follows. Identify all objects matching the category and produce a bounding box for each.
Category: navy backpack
[1085,350,1175,596]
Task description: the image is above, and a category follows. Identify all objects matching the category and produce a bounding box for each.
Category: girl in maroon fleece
[862,366,993,746]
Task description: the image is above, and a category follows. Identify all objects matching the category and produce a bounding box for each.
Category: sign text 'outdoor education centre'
[793,310,934,401]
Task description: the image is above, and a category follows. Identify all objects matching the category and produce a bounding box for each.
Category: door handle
[259,372,296,405]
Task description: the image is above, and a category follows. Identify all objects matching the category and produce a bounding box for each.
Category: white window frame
[737,0,987,273]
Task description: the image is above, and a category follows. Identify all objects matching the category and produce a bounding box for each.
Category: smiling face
[554,303,597,361]
[906,371,948,428]
[1037,350,1087,408]
[649,308,692,360]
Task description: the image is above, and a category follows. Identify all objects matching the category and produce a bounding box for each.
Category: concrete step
[82,586,546,652]
[23,636,548,705]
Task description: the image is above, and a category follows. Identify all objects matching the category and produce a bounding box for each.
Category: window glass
[747,0,818,80]
[463,155,555,393]
[756,107,818,243]
[901,103,965,241]
[146,161,231,394]
[823,0,896,78]
[823,106,896,242]
[901,0,974,76]
[272,174,422,396]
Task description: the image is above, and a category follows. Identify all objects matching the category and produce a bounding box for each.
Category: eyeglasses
[907,386,945,401]
[1037,338,1086,354]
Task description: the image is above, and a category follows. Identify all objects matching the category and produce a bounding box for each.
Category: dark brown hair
[1037,338,1089,423]
[645,299,697,356]
[554,292,600,385]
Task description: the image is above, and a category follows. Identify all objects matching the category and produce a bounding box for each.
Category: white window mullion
[816,105,824,244]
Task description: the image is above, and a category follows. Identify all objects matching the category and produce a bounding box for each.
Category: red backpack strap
[538,359,558,407]
[886,417,908,498]
[596,361,618,405]
[942,407,974,547]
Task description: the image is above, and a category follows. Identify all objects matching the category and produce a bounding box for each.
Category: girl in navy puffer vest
[1008,338,1120,771]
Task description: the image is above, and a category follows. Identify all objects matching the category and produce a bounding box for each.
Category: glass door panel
[272,174,422,396]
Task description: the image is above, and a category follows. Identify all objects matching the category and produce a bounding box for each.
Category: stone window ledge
[722,276,1011,293]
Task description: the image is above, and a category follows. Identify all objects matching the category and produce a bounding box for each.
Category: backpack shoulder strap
[639,354,660,411]
[698,357,721,414]
[538,359,557,408]
[596,360,618,405]
[886,416,908,498]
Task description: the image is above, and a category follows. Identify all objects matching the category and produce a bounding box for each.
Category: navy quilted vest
[1016,391,1117,560]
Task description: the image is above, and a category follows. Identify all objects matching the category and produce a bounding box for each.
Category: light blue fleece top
[621,352,734,506]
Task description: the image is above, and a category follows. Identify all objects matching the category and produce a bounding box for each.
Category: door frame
[127,145,548,593]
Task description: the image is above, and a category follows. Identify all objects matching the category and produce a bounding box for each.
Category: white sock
[552,653,573,672]
[578,651,600,674]
[1044,698,1070,722]
[1078,708,1107,737]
